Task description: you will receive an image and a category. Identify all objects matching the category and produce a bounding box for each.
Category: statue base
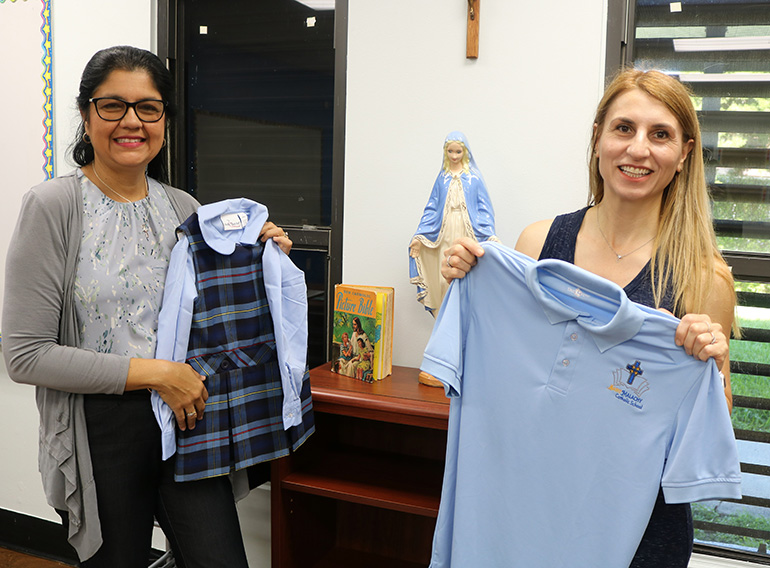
[418,371,443,388]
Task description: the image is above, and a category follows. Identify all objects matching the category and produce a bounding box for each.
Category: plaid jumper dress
[174,214,314,482]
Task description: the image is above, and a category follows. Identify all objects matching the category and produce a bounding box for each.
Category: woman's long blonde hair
[588,68,735,317]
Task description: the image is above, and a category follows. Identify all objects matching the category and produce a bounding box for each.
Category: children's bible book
[331,284,394,382]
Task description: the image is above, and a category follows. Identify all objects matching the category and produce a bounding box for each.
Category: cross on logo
[626,360,644,385]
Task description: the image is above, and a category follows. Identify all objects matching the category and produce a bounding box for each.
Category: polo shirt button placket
[547,323,583,394]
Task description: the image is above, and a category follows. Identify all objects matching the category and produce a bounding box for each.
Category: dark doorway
[159,0,346,368]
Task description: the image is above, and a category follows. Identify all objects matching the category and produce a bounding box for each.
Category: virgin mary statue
[409,131,498,315]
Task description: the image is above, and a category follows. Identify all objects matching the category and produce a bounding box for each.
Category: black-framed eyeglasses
[89,97,167,123]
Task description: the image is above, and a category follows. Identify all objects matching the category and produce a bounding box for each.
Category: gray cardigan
[3,171,199,560]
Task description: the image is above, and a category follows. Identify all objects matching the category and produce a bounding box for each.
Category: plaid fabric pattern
[174,214,314,482]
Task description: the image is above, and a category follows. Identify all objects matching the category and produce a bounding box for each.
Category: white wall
[0,0,606,566]
[0,0,53,521]
[51,0,157,176]
[0,1,45,318]
[344,1,607,367]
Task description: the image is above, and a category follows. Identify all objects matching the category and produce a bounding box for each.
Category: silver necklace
[92,164,148,203]
[596,209,655,262]
[92,165,152,241]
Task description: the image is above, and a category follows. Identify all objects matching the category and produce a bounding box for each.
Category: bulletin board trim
[41,0,54,179]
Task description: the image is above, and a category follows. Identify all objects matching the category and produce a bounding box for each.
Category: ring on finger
[709,331,716,345]
[186,411,197,418]
[446,255,453,268]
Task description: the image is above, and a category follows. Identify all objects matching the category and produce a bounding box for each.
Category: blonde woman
[441,69,735,567]
[409,131,498,315]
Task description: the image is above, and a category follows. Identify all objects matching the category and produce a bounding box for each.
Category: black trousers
[61,390,249,568]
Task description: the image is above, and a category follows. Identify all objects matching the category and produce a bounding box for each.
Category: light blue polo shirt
[421,241,741,568]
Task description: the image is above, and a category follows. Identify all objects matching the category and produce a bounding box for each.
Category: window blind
[629,0,770,560]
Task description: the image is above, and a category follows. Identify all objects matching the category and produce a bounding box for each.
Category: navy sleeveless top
[541,207,692,567]
[540,207,678,315]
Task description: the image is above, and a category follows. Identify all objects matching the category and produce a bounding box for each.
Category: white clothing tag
[221,212,248,231]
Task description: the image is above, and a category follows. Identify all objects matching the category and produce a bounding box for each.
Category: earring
[82,132,91,144]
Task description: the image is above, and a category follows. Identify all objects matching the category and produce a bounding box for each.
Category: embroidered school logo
[625,360,643,385]
[607,359,650,410]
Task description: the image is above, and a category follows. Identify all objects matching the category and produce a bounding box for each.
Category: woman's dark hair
[71,45,176,183]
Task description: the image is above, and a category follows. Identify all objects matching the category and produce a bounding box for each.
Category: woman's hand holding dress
[127,358,208,431]
[260,221,293,255]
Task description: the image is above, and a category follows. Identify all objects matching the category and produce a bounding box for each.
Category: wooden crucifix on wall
[467,0,480,59]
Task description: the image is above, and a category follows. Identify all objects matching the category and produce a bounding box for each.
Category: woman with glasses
[3,45,290,567]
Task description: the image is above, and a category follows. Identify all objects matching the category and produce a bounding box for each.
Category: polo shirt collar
[196,198,268,255]
[525,258,645,352]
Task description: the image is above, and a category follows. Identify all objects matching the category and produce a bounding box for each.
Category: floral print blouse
[74,169,180,358]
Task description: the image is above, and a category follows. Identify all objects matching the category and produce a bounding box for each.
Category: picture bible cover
[331,284,394,382]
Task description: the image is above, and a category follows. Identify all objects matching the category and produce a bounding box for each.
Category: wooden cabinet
[271,365,450,567]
